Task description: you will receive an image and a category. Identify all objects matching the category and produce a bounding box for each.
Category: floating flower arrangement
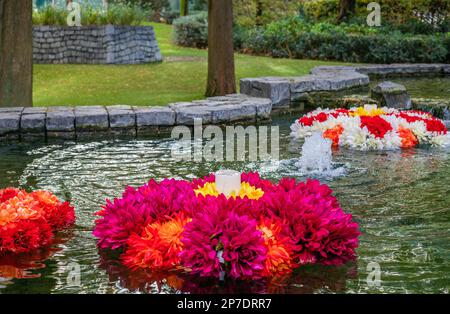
[93,171,360,280]
[0,188,75,255]
[290,105,450,150]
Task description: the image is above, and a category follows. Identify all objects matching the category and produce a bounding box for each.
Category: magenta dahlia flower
[261,179,359,266]
[180,197,267,280]
[220,212,266,279]
[93,179,199,250]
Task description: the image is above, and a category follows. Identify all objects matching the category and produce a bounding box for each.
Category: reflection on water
[0,115,449,293]
[98,248,357,294]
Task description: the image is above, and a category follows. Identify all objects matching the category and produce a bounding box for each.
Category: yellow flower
[350,106,385,117]
[194,182,264,200]
[194,182,219,197]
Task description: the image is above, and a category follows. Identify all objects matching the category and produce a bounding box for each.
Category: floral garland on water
[93,173,360,280]
[0,188,75,255]
[290,105,450,150]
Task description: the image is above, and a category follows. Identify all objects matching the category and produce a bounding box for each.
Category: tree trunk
[205,0,236,97]
[102,0,108,11]
[180,0,189,16]
[0,0,33,107]
[337,0,356,22]
[255,0,263,26]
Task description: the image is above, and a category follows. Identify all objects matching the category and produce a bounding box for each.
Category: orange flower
[30,190,59,208]
[398,126,418,148]
[0,192,41,226]
[123,214,191,270]
[323,125,344,147]
[258,219,293,276]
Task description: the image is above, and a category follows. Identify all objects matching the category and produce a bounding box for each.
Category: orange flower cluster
[323,125,344,147]
[0,188,75,255]
[122,213,191,271]
[258,219,293,276]
[398,127,419,148]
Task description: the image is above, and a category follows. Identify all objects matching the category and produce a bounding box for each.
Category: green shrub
[301,0,339,22]
[32,5,67,25]
[172,12,247,49]
[241,20,449,63]
[300,0,450,33]
[173,12,208,48]
[32,3,147,26]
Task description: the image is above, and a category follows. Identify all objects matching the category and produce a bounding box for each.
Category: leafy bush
[116,0,169,21]
[241,17,449,63]
[173,12,208,48]
[32,5,67,25]
[300,0,450,33]
[32,3,147,26]
[172,12,246,49]
[233,0,301,28]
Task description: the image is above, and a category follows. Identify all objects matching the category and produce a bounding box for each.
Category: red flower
[397,112,422,124]
[315,112,328,123]
[0,219,52,254]
[299,116,314,126]
[30,191,75,230]
[298,112,330,126]
[0,188,20,203]
[424,118,447,134]
[360,116,393,139]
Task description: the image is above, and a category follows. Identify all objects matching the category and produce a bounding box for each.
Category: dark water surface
[0,115,449,293]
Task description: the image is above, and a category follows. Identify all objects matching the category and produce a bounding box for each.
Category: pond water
[0,115,449,294]
[369,76,450,100]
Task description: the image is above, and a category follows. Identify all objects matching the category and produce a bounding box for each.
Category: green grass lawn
[33,22,350,107]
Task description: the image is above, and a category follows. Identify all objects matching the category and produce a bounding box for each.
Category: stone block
[75,107,109,131]
[107,106,136,128]
[23,107,47,115]
[240,77,290,108]
[371,81,412,109]
[174,106,212,125]
[0,107,24,113]
[46,108,75,131]
[21,114,46,133]
[0,113,21,135]
[134,106,176,126]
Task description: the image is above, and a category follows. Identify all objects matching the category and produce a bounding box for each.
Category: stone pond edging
[1,63,449,141]
[33,25,162,64]
[0,95,272,140]
[240,63,450,109]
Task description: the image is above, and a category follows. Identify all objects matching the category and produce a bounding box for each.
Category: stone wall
[0,95,272,140]
[33,25,162,64]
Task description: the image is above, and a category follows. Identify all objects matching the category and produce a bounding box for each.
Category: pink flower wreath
[93,173,360,280]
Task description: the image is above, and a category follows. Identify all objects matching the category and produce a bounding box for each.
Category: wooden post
[0,0,33,107]
[205,0,236,97]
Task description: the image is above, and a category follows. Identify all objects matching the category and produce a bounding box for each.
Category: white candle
[215,169,241,197]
